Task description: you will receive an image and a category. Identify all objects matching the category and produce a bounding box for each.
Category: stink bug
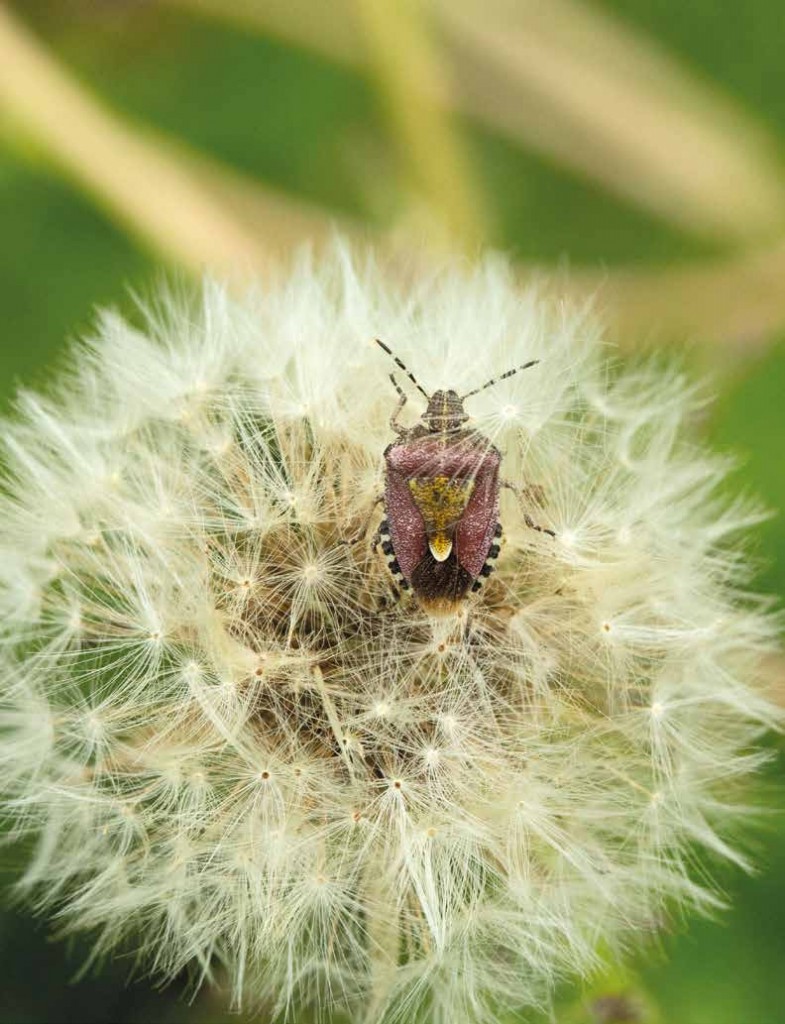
[374,339,554,614]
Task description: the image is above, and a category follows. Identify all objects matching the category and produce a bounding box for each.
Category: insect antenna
[462,359,539,400]
[375,338,429,399]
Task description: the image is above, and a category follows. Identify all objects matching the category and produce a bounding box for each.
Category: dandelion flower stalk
[0,243,779,1023]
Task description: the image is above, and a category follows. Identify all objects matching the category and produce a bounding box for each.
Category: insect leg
[344,494,384,546]
[522,482,546,508]
[501,480,556,537]
[523,512,555,537]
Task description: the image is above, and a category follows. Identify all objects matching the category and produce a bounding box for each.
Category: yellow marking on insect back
[408,475,475,561]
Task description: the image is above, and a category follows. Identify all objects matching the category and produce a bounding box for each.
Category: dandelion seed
[0,242,780,1023]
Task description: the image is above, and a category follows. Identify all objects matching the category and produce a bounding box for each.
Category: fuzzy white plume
[0,242,779,1022]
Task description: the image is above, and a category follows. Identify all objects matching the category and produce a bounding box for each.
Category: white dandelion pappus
[0,242,779,1023]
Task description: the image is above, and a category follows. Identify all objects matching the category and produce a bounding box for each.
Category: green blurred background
[1,2,784,1022]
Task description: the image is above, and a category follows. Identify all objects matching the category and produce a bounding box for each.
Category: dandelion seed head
[0,242,779,1023]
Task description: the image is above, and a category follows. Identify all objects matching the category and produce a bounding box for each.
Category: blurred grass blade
[351,0,488,248]
[560,241,785,350]
[437,0,785,246]
[166,0,363,66]
[173,0,785,245]
[5,4,785,352]
[0,5,340,284]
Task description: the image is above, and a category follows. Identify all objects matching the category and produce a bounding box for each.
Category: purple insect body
[375,342,540,613]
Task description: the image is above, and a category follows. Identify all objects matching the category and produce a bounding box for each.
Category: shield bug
[374,339,554,614]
